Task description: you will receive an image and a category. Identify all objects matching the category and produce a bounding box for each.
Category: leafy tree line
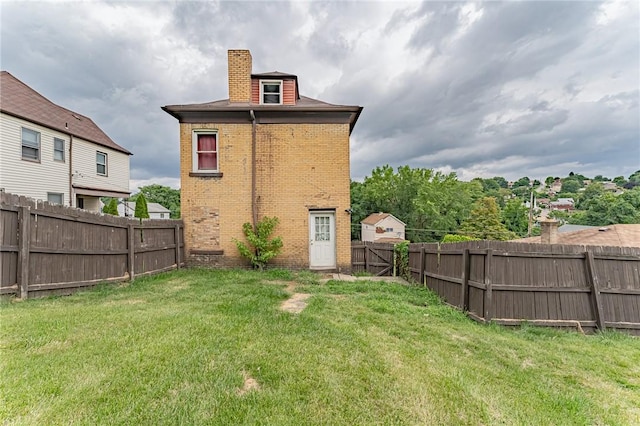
[350,165,525,242]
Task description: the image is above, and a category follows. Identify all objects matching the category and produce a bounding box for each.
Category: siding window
[260,80,282,104]
[192,131,218,172]
[54,138,65,162]
[21,128,40,161]
[47,192,64,205]
[96,151,107,175]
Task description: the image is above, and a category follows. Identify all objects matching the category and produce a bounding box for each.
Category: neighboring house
[550,179,563,193]
[361,213,406,243]
[118,201,171,219]
[162,50,362,270]
[0,71,131,211]
[519,221,640,247]
[549,197,574,211]
[602,182,619,192]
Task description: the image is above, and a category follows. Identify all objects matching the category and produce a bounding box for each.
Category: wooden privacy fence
[353,240,640,335]
[1,193,185,298]
[351,241,395,276]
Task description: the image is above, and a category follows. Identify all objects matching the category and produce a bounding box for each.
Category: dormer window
[260,80,282,104]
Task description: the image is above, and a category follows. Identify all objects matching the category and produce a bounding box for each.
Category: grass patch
[1,269,639,425]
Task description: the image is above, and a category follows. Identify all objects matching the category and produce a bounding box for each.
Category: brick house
[162,50,362,270]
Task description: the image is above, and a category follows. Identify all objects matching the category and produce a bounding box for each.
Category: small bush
[441,234,478,243]
[102,198,119,215]
[234,217,283,270]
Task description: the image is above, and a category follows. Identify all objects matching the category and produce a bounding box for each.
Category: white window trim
[21,127,41,162]
[259,80,283,105]
[53,138,65,162]
[191,130,219,173]
[97,151,108,176]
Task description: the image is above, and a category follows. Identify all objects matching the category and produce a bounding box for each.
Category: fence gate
[366,244,394,276]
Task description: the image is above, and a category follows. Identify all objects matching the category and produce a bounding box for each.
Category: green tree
[233,216,283,270]
[134,193,150,219]
[130,184,181,218]
[560,179,581,194]
[502,199,529,237]
[513,177,530,188]
[576,182,604,209]
[459,197,517,241]
[492,176,508,189]
[613,176,627,186]
[629,170,640,184]
[102,198,119,216]
[544,176,555,186]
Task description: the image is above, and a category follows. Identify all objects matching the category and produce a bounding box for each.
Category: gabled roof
[519,224,640,247]
[123,201,171,214]
[361,212,406,226]
[0,71,131,155]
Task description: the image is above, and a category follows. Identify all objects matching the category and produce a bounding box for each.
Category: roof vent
[598,227,610,232]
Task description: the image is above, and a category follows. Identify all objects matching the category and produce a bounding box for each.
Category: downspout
[68,134,73,207]
[250,109,257,231]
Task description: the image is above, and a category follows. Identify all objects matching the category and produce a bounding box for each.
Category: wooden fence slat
[175,224,182,269]
[461,248,470,311]
[484,249,493,322]
[127,224,135,281]
[585,250,606,331]
[17,206,30,299]
[419,246,425,286]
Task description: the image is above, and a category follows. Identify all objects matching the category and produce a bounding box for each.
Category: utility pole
[527,188,534,237]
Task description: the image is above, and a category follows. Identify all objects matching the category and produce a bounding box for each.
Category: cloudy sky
[2,1,638,191]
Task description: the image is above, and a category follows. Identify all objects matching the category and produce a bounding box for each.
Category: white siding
[374,216,405,241]
[72,138,130,195]
[0,113,71,204]
[361,224,376,242]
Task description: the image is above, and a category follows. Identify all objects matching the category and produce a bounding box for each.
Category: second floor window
[97,151,107,175]
[54,138,65,162]
[261,80,282,104]
[22,128,40,161]
[192,131,218,171]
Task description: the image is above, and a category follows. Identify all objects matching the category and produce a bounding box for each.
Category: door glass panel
[315,216,331,241]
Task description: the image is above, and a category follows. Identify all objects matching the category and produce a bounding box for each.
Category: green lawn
[1,269,639,425]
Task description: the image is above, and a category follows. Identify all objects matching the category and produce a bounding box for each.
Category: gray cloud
[1,1,638,190]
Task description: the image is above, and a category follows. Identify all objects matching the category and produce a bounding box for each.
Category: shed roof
[0,71,131,155]
[361,212,406,226]
[518,224,640,247]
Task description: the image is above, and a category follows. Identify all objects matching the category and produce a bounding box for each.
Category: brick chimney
[540,220,559,244]
[228,49,252,103]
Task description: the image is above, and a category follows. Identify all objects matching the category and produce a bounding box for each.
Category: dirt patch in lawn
[280,293,312,314]
[237,372,260,396]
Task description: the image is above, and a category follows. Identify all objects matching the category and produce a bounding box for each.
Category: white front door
[309,211,336,269]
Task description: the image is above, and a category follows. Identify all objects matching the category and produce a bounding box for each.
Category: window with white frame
[260,80,282,104]
[54,138,65,162]
[21,128,40,161]
[47,192,64,205]
[96,151,107,175]
[192,130,218,172]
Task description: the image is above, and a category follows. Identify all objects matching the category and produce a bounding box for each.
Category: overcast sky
[2,1,638,191]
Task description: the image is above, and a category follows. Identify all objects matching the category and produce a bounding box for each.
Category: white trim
[259,80,283,105]
[53,138,65,162]
[191,129,219,172]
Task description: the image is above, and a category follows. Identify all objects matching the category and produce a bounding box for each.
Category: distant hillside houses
[549,198,574,211]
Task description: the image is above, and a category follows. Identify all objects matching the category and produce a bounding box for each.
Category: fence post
[364,245,369,273]
[484,249,493,322]
[461,248,470,311]
[127,224,135,281]
[585,250,606,331]
[419,245,425,286]
[174,224,182,269]
[17,206,31,299]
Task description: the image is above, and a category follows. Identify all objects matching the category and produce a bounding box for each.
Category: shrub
[134,193,150,219]
[441,234,479,243]
[102,198,119,216]
[394,241,411,281]
[234,217,283,270]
